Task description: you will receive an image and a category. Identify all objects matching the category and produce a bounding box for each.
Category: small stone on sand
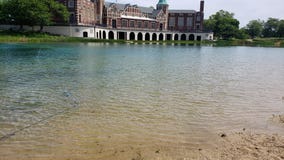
[220,133,227,138]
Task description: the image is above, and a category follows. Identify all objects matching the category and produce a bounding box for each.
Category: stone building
[56,0,97,26]
[103,2,168,31]
[56,0,204,31]
[51,0,212,40]
[102,0,204,32]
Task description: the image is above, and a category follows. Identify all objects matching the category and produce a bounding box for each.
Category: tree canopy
[204,10,240,39]
[0,0,69,30]
[244,18,284,38]
[263,18,280,37]
[277,20,284,37]
[245,20,264,38]
[204,10,284,39]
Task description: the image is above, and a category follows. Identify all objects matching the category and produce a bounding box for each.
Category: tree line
[0,0,69,31]
[204,10,284,39]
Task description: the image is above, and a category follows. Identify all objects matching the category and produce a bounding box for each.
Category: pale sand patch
[212,115,284,160]
[215,131,284,160]
[271,114,284,124]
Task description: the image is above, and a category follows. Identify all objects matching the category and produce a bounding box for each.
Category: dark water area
[0,43,284,159]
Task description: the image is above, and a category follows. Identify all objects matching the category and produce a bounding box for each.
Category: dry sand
[214,131,284,160]
[209,114,284,160]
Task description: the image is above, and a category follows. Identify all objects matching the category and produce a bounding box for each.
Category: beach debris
[63,90,80,107]
[132,151,143,160]
[63,91,71,97]
[279,115,284,123]
[243,128,246,131]
[220,133,227,138]
[271,114,284,124]
[155,149,160,153]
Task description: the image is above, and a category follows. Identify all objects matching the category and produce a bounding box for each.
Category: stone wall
[0,25,95,38]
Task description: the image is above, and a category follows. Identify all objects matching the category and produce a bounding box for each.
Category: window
[152,22,156,29]
[129,20,134,27]
[69,13,75,23]
[169,17,175,27]
[196,24,200,30]
[122,20,127,27]
[68,0,74,8]
[187,17,193,27]
[79,15,81,23]
[137,21,142,28]
[144,21,148,28]
[196,15,201,21]
[178,17,184,27]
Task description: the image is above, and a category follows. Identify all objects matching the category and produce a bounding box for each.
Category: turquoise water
[0,43,284,159]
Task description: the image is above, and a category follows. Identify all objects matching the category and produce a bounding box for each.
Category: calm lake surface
[0,43,284,159]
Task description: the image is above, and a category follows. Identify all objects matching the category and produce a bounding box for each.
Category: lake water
[0,43,284,159]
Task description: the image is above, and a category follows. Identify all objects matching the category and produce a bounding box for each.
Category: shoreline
[1,31,284,47]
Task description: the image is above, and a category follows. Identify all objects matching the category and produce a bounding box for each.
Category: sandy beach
[206,114,284,160]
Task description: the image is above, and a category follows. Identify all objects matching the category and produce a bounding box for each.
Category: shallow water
[0,43,284,159]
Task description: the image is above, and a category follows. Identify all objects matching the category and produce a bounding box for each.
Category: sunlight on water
[0,43,284,159]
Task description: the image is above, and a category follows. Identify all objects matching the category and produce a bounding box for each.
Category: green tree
[236,28,249,39]
[0,2,3,23]
[1,0,68,30]
[45,0,69,26]
[263,18,279,37]
[277,20,284,37]
[203,19,214,32]
[245,20,264,38]
[205,10,240,39]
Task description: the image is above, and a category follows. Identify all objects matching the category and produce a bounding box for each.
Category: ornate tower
[96,0,104,24]
[156,0,169,13]
[156,0,169,30]
[200,0,204,31]
[200,0,204,13]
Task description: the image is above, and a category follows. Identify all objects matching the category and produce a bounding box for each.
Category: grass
[0,30,124,43]
[1,30,284,47]
[214,38,284,47]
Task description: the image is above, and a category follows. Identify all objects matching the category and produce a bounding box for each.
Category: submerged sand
[1,115,284,160]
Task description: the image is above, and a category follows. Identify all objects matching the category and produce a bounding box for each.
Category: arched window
[189,34,195,41]
[138,32,143,41]
[109,31,114,40]
[181,34,186,40]
[159,33,164,41]
[145,33,150,41]
[130,32,135,40]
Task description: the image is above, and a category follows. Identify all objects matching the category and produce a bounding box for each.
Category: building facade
[53,0,212,40]
[56,0,97,26]
[56,0,204,30]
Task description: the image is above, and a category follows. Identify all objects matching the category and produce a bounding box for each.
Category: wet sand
[1,115,284,160]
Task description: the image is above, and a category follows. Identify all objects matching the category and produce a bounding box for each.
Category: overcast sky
[110,0,284,27]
